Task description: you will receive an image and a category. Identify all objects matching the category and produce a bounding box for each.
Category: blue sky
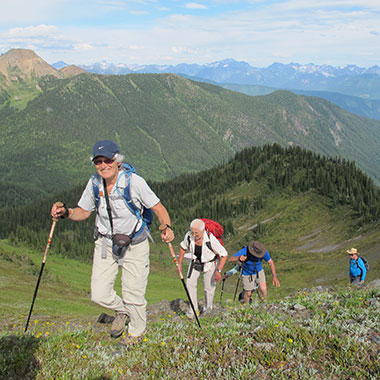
[1,0,379,68]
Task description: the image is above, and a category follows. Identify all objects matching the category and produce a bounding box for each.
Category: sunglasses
[93,158,115,166]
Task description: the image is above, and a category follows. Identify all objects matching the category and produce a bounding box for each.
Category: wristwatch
[216,268,222,273]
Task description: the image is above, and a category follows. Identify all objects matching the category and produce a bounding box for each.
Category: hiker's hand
[273,275,280,287]
[176,263,182,275]
[160,225,174,243]
[51,202,67,219]
[214,270,222,283]
[239,255,247,262]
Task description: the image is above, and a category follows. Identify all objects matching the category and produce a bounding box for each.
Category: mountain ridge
[76,58,380,100]
[1,49,380,205]
[0,48,85,88]
[1,73,380,206]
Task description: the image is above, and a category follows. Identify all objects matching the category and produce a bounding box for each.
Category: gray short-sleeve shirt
[78,171,160,236]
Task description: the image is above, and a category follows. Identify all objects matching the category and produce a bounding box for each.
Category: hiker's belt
[187,255,218,278]
[94,229,148,246]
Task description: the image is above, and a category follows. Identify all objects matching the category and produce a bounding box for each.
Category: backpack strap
[116,168,147,238]
[102,178,114,235]
[205,232,219,262]
[92,173,102,209]
[91,165,147,239]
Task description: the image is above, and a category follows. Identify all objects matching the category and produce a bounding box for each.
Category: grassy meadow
[1,262,379,379]
[1,172,379,379]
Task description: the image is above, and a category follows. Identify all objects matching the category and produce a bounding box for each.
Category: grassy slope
[1,178,379,378]
[1,268,379,379]
[1,184,379,324]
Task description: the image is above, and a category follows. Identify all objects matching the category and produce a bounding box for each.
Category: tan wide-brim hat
[346,248,358,255]
[247,240,266,258]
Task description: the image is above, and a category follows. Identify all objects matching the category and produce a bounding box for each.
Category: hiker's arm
[359,259,367,282]
[214,255,227,282]
[177,247,186,274]
[268,259,280,287]
[51,203,91,221]
[229,255,246,263]
[223,264,240,279]
[152,202,174,242]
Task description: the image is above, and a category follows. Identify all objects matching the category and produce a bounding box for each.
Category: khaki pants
[91,237,149,337]
[186,263,216,314]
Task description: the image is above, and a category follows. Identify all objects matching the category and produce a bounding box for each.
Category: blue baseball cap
[92,140,119,160]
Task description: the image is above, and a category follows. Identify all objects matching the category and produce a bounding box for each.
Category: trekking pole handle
[159,224,183,277]
[42,201,63,263]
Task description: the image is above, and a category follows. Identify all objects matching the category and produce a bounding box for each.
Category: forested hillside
[2,71,380,209]
[2,144,379,267]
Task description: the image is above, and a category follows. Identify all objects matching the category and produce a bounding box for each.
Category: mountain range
[68,58,380,100]
[53,58,380,120]
[1,49,380,207]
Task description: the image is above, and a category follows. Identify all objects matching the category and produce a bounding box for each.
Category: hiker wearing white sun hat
[347,248,367,285]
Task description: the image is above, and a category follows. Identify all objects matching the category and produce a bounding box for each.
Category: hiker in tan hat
[347,248,367,285]
[228,240,280,302]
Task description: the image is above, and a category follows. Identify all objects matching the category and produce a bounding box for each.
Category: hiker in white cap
[347,248,367,285]
[51,140,174,345]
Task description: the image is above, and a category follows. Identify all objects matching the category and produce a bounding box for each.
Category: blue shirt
[349,258,367,281]
[233,246,271,276]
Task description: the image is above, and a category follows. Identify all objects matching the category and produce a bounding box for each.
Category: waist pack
[112,233,131,257]
[193,259,204,272]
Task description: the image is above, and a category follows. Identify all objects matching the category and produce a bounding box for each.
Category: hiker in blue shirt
[229,240,280,303]
[347,247,367,285]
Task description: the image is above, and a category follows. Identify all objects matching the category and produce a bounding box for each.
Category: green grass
[2,79,42,110]
[0,239,211,322]
[1,280,378,379]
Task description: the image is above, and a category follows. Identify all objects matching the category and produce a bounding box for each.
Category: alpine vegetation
[1,281,379,379]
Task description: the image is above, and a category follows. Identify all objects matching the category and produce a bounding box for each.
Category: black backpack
[357,257,369,272]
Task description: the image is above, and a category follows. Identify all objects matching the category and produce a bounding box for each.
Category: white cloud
[185,2,208,9]
[1,1,380,66]
[5,25,58,38]
[129,44,145,50]
[73,43,94,51]
[129,10,149,15]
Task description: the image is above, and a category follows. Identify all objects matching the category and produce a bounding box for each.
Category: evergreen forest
[1,143,380,263]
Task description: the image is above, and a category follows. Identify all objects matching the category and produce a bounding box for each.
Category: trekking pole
[24,203,62,332]
[159,226,201,328]
[220,278,225,304]
[167,242,201,328]
[233,264,243,301]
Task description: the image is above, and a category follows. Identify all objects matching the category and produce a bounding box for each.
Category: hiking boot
[110,313,128,338]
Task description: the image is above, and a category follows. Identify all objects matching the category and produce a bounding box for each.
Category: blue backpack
[91,162,154,237]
